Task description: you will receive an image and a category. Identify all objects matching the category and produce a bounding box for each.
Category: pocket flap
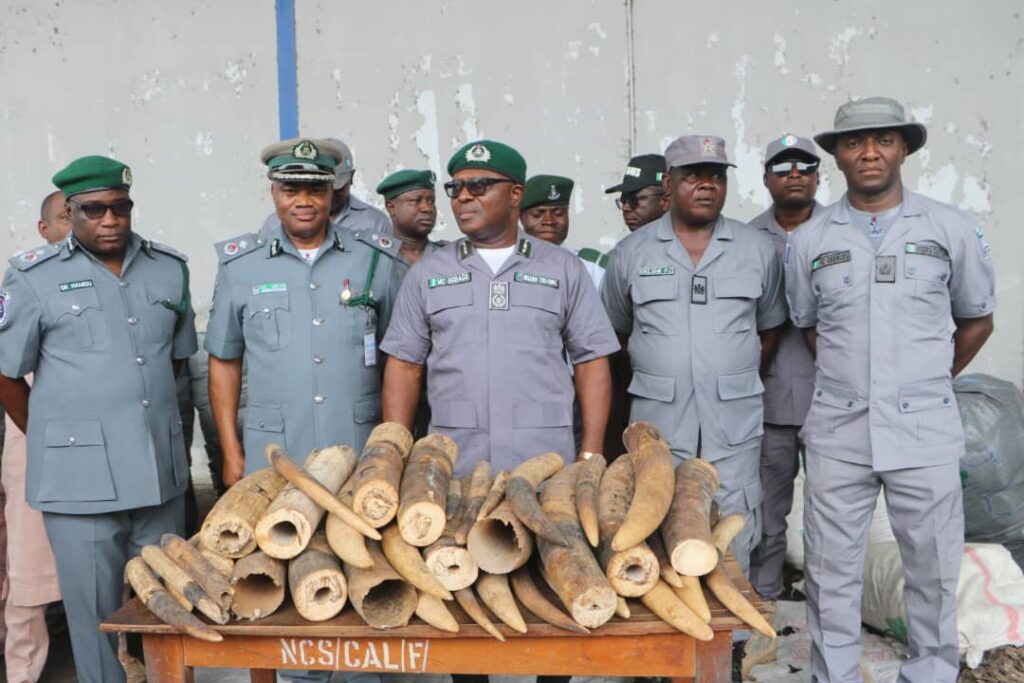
[514,401,572,428]
[629,370,675,402]
[511,282,560,314]
[246,404,285,432]
[431,399,479,429]
[44,420,105,447]
[717,369,764,401]
[426,284,473,314]
[715,276,761,299]
[46,289,100,318]
[633,277,679,305]
[898,378,955,414]
[146,284,180,307]
[354,397,382,424]
[248,291,290,314]
[814,378,863,410]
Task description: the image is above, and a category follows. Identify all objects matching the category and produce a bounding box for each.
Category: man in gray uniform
[0,156,196,683]
[606,153,669,233]
[747,134,823,601]
[376,168,445,270]
[206,138,402,490]
[382,139,619,476]
[329,137,392,235]
[787,97,995,683]
[602,135,787,572]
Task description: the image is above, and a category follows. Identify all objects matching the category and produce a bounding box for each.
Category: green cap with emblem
[52,155,132,198]
[521,175,573,211]
[447,139,527,184]
[376,169,436,200]
[260,137,344,183]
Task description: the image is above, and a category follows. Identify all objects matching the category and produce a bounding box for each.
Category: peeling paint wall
[0,1,1021,384]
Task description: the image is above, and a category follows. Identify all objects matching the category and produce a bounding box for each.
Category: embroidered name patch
[253,282,288,294]
[428,272,471,288]
[905,242,950,260]
[811,250,852,271]
[58,280,94,292]
[638,266,674,276]
[514,272,559,288]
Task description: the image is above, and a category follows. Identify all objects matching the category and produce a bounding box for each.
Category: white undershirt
[478,245,515,274]
[298,247,319,265]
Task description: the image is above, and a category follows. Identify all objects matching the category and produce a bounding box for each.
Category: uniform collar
[266,221,347,260]
[833,190,923,225]
[655,213,731,241]
[62,231,145,267]
[456,231,532,260]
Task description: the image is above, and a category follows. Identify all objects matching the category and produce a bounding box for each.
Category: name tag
[811,250,851,271]
[253,282,288,294]
[428,272,471,288]
[58,279,94,292]
[514,272,559,288]
[905,242,950,260]
[638,266,674,276]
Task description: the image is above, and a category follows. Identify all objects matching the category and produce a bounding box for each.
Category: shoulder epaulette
[577,247,609,269]
[146,240,189,262]
[8,243,61,271]
[353,230,402,260]
[213,233,260,264]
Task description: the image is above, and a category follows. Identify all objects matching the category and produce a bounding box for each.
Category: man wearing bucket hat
[606,153,670,232]
[381,140,619,477]
[787,97,995,682]
[521,174,608,289]
[602,135,787,574]
[746,134,823,604]
[0,156,197,682]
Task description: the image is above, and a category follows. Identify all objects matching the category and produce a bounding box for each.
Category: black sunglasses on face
[768,161,819,177]
[615,190,665,210]
[442,177,513,198]
[69,199,135,219]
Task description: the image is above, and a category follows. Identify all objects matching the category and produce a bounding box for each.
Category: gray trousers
[708,445,763,576]
[42,495,185,683]
[749,424,803,598]
[803,453,962,683]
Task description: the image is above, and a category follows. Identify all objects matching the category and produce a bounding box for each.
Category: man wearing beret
[328,136,393,235]
[0,156,197,683]
[787,97,995,683]
[521,174,607,289]
[746,134,823,607]
[376,168,444,269]
[206,138,402,489]
[382,139,619,476]
[606,153,670,233]
[602,135,786,574]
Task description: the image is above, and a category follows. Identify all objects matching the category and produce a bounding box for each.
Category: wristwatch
[578,451,603,461]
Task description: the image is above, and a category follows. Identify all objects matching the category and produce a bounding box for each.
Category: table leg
[250,669,277,683]
[690,631,733,683]
[142,634,194,683]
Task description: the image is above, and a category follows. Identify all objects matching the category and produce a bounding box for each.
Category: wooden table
[102,555,761,683]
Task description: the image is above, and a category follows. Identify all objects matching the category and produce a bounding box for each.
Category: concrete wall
[1,0,1020,383]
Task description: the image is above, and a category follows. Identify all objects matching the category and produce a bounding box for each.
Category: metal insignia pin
[341,278,352,303]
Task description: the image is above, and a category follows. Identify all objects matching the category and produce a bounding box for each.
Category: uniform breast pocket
[45,289,107,349]
[903,251,951,317]
[426,285,474,346]
[509,283,561,347]
[713,276,761,333]
[36,419,116,502]
[810,260,854,323]
[633,277,681,335]
[245,291,292,351]
[145,284,181,343]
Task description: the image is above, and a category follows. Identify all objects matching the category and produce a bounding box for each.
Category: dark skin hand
[521,204,569,245]
[0,375,30,434]
[382,356,424,430]
[952,315,994,376]
[573,357,612,458]
[208,355,245,487]
[758,326,783,376]
[664,164,727,265]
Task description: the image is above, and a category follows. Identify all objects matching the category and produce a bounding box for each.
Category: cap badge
[467,143,491,162]
[781,134,798,147]
[547,185,561,201]
[429,171,437,183]
[701,138,716,156]
[293,140,318,160]
[223,242,239,256]
[121,166,133,185]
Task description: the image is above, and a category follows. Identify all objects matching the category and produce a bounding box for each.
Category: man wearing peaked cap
[521,174,608,289]
[606,153,669,232]
[788,97,995,683]
[382,139,619,479]
[326,136,392,236]
[746,134,823,609]
[0,155,197,683]
[602,134,787,577]
[376,168,443,269]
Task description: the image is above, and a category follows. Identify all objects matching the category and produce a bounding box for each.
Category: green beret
[521,175,574,210]
[259,138,341,183]
[447,140,526,184]
[52,156,132,198]
[376,169,436,200]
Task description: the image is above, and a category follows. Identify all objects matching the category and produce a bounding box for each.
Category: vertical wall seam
[626,0,637,153]
[275,0,299,139]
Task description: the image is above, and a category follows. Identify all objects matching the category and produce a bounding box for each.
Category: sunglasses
[768,161,819,177]
[69,199,135,219]
[615,190,665,210]
[442,177,513,198]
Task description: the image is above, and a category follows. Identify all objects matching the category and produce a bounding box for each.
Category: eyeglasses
[768,161,819,177]
[69,199,134,219]
[616,190,665,210]
[442,177,513,198]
